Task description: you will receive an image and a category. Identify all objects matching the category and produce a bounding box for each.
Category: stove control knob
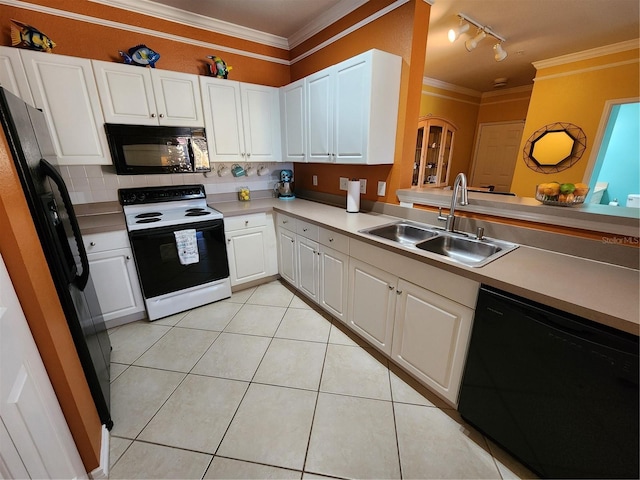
[137,193,146,202]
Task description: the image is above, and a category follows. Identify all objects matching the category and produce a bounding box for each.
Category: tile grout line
[388,368,404,480]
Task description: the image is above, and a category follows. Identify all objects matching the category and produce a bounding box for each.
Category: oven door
[128,219,229,299]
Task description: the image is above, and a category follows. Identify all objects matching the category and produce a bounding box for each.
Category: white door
[280,78,306,162]
[319,245,348,323]
[200,77,245,162]
[240,83,281,162]
[470,121,524,192]
[333,56,369,163]
[92,59,157,125]
[0,46,34,106]
[150,69,204,127]
[277,228,297,287]
[20,50,110,165]
[306,68,333,163]
[347,258,397,355]
[0,254,86,479]
[226,227,268,286]
[391,279,474,405]
[296,236,319,302]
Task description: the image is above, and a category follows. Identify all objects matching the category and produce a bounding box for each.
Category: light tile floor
[108,280,536,479]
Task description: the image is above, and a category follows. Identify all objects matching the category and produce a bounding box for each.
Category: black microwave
[105,124,211,175]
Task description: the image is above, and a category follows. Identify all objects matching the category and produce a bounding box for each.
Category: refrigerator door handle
[39,159,90,290]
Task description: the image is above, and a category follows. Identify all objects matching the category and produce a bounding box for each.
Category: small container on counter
[238,186,250,201]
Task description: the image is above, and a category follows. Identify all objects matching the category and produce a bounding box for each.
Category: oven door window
[129,219,229,299]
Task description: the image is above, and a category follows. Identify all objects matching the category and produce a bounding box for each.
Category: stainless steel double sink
[359,220,518,268]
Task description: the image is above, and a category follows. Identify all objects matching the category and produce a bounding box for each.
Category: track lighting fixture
[493,42,507,62]
[449,13,507,62]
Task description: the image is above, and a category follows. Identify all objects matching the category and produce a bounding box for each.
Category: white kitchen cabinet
[277,227,297,287]
[391,279,474,405]
[279,78,306,162]
[0,46,34,106]
[18,50,111,165]
[200,77,281,162]
[224,213,277,287]
[297,235,320,302]
[306,49,401,164]
[347,258,398,355]
[319,243,349,323]
[92,60,203,127]
[84,231,145,327]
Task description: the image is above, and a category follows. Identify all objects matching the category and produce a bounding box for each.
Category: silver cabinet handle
[329,238,334,242]
[388,285,394,290]
[283,220,288,224]
[396,290,402,295]
[247,153,251,157]
[303,228,308,232]
[90,242,96,246]
[227,238,231,243]
[159,113,164,118]
[151,113,156,118]
[245,220,249,226]
[126,255,131,260]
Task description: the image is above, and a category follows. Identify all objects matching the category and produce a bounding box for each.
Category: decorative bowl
[535,184,589,206]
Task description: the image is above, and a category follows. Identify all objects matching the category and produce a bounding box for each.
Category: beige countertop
[75,197,639,335]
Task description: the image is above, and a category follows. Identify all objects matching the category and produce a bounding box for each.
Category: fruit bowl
[535,183,589,206]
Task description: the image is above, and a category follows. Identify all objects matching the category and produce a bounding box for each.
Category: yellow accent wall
[510,47,640,196]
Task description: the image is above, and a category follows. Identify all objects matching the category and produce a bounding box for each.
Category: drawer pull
[126,255,131,260]
[283,220,288,224]
[388,285,394,290]
[303,228,308,232]
[150,113,156,118]
[245,220,249,226]
[227,238,231,243]
[396,289,402,295]
[159,113,164,118]
[329,238,334,242]
[90,242,96,246]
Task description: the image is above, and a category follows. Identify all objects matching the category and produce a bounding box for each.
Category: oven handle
[40,159,90,291]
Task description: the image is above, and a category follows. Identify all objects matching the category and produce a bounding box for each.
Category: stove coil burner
[135,212,163,218]
[185,210,211,217]
[136,217,162,224]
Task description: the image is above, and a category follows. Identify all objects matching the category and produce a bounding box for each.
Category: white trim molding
[533,39,640,70]
[481,84,533,99]
[422,77,481,98]
[534,58,640,83]
[88,426,110,479]
[421,89,480,106]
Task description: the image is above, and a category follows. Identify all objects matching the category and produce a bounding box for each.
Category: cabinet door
[297,235,319,302]
[20,51,111,165]
[226,227,268,286]
[0,46,34,106]
[240,83,281,162]
[280,78,306,162]
[391,279,473,405]
[306,68,333,163]
[92,60,157,125]
[319,245,348,322]
[277,228,297,287]
[347,258,397,355]
[333,55,368,163]
[150,69,204,127]
[88,248,145,324]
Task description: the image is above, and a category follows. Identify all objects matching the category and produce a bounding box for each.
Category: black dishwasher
[458,285,639,479]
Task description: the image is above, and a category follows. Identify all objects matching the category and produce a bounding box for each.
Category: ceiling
[134,0,639,93]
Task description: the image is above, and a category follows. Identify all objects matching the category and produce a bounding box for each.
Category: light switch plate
[339,177,348,190]
[360,179,367,194]
[377,181,386,196]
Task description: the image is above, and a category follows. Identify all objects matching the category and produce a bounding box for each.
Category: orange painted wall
[511,47,640,196]
[0,129,103,470]
[293,0,431,204]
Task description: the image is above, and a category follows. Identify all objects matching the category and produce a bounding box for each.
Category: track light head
[493,43,507,62]
[465,30,486,52]
[448,22,469,43]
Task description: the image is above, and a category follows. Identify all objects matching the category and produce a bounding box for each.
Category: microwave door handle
[39,159,90,291]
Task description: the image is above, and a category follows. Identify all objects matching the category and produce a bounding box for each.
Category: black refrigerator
[0,87,112,429]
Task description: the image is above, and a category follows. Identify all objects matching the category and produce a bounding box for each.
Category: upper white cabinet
[305,49,401,164]
[18,50,111,165]
[92,60,204,127]
[0,46,34,106]
[200,77,281,162]
[279,78,306,162]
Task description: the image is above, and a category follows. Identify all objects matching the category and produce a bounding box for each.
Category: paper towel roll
[347,180,360,213]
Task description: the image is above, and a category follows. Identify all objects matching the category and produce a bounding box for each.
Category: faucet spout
[444,173,468,232]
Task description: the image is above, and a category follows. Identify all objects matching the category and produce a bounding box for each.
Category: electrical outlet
[360,179,367,194]
[339,177,348,191]
[312,175,318,186]
[377,181,386,196]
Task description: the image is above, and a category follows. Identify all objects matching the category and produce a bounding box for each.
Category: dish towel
[174,229,199,265]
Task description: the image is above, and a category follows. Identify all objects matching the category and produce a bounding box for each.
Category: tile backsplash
[59,162,292,204]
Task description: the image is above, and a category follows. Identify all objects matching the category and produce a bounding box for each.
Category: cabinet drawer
[318,227,349,254]
[84,230,130,253]
[276,213,297,231]
[296,220,318,240]
[225,213,267,232]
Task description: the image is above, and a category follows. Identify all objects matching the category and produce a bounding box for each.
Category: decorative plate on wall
[523,122,587,173]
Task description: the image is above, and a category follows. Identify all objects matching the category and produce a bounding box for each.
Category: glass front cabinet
[412,117,457,188]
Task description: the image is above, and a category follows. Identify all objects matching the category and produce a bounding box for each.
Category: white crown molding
[421,89,480,106]
[533,39,640,70]
[422,77,482,98]
[87,0,289,49]
[288,0,368,49]
[1,0,289,64]
[481,84,533,99]
[534,58,639,83]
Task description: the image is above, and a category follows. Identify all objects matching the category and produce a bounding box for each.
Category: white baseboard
[89,426,109,479]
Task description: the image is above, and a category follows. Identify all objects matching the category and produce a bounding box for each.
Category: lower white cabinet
[347,258,397,355]
[225,213,277,287]
[391,279,474,405]
[319,244,349,323]
[297,236,319,302]
[84,231,145,327]
[277,227,297,287]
